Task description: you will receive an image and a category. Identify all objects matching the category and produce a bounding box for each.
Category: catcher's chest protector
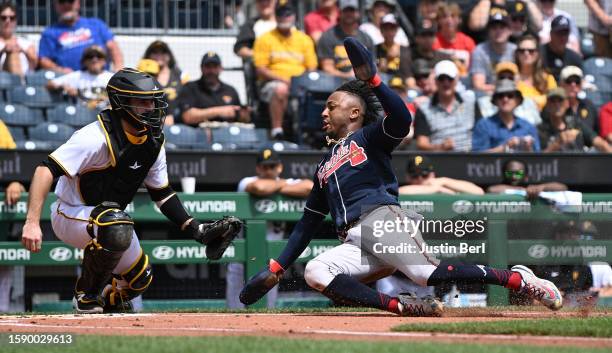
[79,110,164,209]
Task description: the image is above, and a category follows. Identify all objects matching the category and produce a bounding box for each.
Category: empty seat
[47,104,99,127]
[16,140,55,150]
[25,70,63,86]
[290,71,344,98]
[583,57,612,78]
[10,85,60,108]
[211,126,259,149]
[163,124,209,150]
[6,125,25,141]
[585,90,612,110]
[0,71,21,90]
[0,103,44,126]
[28,122,75,144]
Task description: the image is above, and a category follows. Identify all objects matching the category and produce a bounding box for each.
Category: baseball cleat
[512,265,563,310]
[73,293,104,314]
[103,299,134,314]
[397,293,444,317]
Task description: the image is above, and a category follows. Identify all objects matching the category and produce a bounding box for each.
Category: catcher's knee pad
[87,201,134,252]
[105,249,153,306]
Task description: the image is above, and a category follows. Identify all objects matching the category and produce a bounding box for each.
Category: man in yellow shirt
[253,3,318,139]
[0,119,16,149]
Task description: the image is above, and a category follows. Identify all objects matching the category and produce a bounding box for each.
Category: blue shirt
[472,113,541,152]
[39,17,114,71]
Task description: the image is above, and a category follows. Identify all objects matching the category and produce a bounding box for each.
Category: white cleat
[511,265,563,311]
[72,293,104,314]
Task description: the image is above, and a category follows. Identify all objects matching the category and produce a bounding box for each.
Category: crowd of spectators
[0,0,611,152]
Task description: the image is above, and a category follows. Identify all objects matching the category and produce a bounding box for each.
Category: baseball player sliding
[240,38,562,315]
[21,68,242,314]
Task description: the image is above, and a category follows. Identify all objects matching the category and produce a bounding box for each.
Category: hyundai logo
[151,246,175,260]
[528,244,550,259]
[254,199,277,214]
[452,200,474,214]
[49,247,73,262]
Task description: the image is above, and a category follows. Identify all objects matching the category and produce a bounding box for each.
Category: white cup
[180,177,196,194]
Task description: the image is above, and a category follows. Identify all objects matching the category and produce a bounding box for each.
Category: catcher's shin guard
[75,202,134,304]
[103,249,153,312]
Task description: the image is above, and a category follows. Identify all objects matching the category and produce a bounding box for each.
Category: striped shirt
[413,91,477,151]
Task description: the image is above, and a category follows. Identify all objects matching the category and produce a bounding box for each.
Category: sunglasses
[436,75,454,83]
[259,163,279,170]
[496,92,517,100]
[517,48,537,54]
[548,96,565,103]
[504,170,525,179]
[511,15,526,22]
[58,0,76,3]
[410,170,431,178]
[564,77,581,85]
[497,73,515,80]
[0,15,15,22]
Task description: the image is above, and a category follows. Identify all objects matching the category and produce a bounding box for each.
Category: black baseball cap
[488,6,510,26]
[275,3,295,18]
[407,155,434,176]
[201,51,221,66]
[415,19,437,36]
[507,0,527,17]
[257,149,281,165]
[412,59,432,76]
[551,15,570,32]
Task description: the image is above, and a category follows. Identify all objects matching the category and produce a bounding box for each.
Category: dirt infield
[1,309,611,348]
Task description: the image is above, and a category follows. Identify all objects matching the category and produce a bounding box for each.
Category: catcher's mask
[106,68,168,138]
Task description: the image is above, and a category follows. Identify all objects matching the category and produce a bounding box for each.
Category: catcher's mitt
[192,216,243,260]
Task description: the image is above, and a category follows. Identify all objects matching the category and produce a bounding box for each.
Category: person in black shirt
[540,15,582,82]
[559,66,600,133]
[176,52,250,126]
[376,14,412,87]
[539,88,611,152]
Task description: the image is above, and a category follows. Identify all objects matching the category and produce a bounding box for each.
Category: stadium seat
[583,57,612,78]
[259,140,301,151]
[0,103,44,127]
[28,122,75,144]
[211,125,259,149]
[585,90,612,110]
[585,74,612,93]
[15,140,55,150]
[0,71,21,90]
[25,70,63,86]
[580,31,595,59]
[7,125,25,142]
[290,71,344,98]
[9,85,61,108]
[47,104,99,127]
[163,124,210,150]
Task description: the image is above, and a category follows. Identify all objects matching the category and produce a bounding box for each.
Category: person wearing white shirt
[0,3,37,77]
[226,149,313,308]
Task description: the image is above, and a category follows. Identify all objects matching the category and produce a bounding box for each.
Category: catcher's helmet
[106,68,168,137]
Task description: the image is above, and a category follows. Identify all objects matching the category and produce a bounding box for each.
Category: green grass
[1,335,609,353]
[393,316,612,337]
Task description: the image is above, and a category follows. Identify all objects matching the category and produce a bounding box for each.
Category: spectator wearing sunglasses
[559,66,600,133]
[0,2,37,77]
[413,60,478,152]
[539,88,611,152]
[515,33,557,111]
[540,15,582,83]
[39,0,123,73]
[538,0,581,54]
[399,155,484,195]
[476,61,542,126]
[487,159,567,199]
[47,45,113,108]
[472,79,540,152]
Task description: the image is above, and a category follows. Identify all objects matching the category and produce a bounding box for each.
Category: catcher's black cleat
[103,299,134,314]
[73,293,104,314]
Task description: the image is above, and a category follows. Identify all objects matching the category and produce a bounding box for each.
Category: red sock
[505,272,522,290]
[387,298,400,314]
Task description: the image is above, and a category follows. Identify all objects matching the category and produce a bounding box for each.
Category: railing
[1,192,611,307]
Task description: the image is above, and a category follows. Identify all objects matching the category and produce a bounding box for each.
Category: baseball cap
[137,59,161,75]
[507,0,527,18]
[275,3,295,18]
[434,60,458,79]
[380,13,398,26]
[547,87,567,99]
[201,51,221,66]
[488,6,509,26]
[551,15,570,32]
[257,149,281,165]
[367,0,397,9]
[415,19,437,35]
[407,155,434,176]
[339,0,359,10]
[495,61,518,76]
[412,59,432,76]
[559,65,583,81]
[389,76,406,89]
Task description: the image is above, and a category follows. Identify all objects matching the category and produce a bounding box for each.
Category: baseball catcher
[21,68,242,313]
[240,38,562,315]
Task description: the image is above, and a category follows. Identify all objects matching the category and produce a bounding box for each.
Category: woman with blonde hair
[515,33,556,110]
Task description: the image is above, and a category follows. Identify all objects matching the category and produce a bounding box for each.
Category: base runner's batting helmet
[106,68,168,138]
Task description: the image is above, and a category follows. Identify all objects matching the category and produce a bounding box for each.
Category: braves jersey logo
[317,140,367,187]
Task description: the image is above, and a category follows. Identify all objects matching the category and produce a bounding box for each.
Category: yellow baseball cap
[137,59,160,75]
